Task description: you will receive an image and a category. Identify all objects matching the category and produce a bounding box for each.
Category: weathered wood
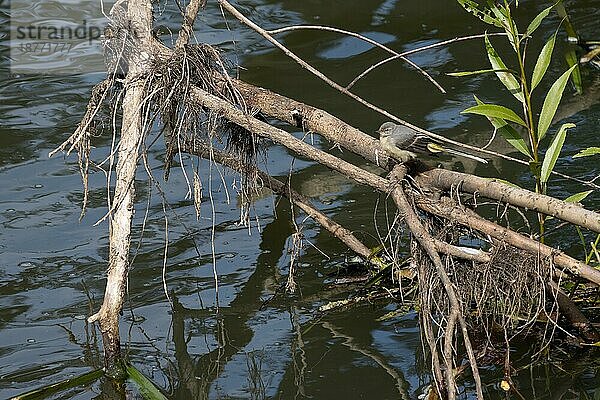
[86,0,154,374]
[232,79,393,167]
[389,166,483,400]
[417,169,600,233]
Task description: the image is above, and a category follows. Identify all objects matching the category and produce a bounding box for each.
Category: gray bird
[376,122,487,164]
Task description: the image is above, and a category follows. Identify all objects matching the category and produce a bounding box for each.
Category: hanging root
[407,184,555,397]
[146,43,262,224]
[49,79,118,217]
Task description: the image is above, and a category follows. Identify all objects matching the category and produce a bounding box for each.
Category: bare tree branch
[417,169,600,233]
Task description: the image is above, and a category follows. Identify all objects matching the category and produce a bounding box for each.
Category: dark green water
[1,1,599,399]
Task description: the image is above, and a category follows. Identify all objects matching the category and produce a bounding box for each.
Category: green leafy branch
[454,0,581,238]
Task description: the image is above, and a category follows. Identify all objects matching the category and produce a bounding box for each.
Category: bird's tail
[443,147,488,164]
[426,142,488,163]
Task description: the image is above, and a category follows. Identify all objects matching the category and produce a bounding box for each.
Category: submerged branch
[389,165,483,400]
[86,0,155,373]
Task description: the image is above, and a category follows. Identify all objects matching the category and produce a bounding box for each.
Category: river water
[1,0,599,399]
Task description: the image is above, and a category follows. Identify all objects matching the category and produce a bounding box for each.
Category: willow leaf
[538,65,576,142]
[540,123,575,183]
[525,3,556,37]
[448,68,500,77]
[474,95,531,158]
[485,34,524,102]
[457,0,503,27]
[573,147,600,158]
[564,190,592,203]
[531,33,556,91]
[127,364,168,400]
[556,1,583,94]
[462,104,527,127]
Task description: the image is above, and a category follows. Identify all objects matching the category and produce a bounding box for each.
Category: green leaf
[462,103,527,127]
[537,64,577,142]
[485,34,524,102]
[12,369,103,400]
[127,364,168,400]
[488,2,511,30]
[525,3,556,37]
[556,2,583,94]
[447,68,502,76]
[540,123,575,183]
[497,125,532,158]
[573,147,600,158]
[474,96,532,158]
[488,2,519,50]
[457,0,503,27]
[564,190,592,203]
[565,50,583,95]
[556,2,578,39]
[531,33,556,91]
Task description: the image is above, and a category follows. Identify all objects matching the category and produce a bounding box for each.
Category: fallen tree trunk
[188,80,600,286]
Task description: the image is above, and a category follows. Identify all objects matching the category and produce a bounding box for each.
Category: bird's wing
[404,133,442,155]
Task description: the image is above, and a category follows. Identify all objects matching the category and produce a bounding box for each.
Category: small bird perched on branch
[377,122,487,164]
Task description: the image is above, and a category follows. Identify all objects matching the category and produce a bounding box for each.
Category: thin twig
[267,24,445,93]
[346,32,508,89]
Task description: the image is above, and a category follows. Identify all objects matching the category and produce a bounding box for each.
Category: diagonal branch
[417,169,600,233]
[181,140,378,265]
[389,165,483,400]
